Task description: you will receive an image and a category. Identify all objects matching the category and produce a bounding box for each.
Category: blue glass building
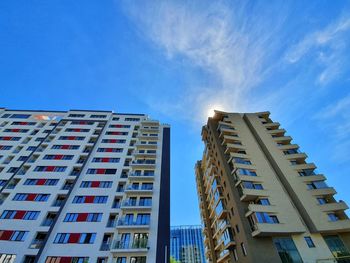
[170,225,206,263]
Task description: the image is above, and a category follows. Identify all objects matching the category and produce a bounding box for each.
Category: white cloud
[285,15,350,85]
[121,0,287,122]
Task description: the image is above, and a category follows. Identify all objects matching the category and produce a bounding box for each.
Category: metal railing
[317,256,350,263]
[112,239,148,250]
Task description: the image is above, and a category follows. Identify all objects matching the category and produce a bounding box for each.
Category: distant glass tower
[170,225,206,263]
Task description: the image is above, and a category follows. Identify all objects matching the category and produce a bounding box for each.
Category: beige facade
[195,111,350,263]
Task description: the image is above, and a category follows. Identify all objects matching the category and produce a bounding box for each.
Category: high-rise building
[195,111,350,263]
[0,108,170,263]
[170,225,206,263]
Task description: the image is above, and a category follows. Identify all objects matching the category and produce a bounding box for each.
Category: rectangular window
[34,166,67,172]
[68,114,85,117]
[10,114,31,119]
[109,124,130,128]
[237,168,257,176]
[101,139,126,143]
[241,242,247,256]
[0,136,21,141]
[52,145,80,150]
[65,128,90,132]
[3,129,29,133]
[0,145,12,150]
[11,121,36,125]
[125,118,140,121]
[86,169,117,175]
[97,148,123,152]
[43,155,74,160]
[0,230,28,241]
[64,213,102,222]
[90,115,106,118]
[304,236,315,248]
[92,157,120,163]
[105,131,128,135]
[59,136,85,141]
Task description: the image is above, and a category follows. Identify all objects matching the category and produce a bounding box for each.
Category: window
[13,193,49,202]
[72,196,107,204]
[45,257,89,263]
[65,128,90,132]
[0,145,12,150]
[68,114,85,118]
[328,213,339,222]
[10,114,31,119]
[64,213,102,222]
[307,181,328,190]
[92,157,120,163]
[23,211,40,220]
[43,155,74,160]
[242,181,263,190]
[125,117,140,121]
[317,197,328,205]
[116,258,126,263]
[26,146,36,151]
[59,136,85,140]
[109,124,130,128]
[304,236,315,248]
[0,136,21,141]
[23,179,58,186]
[273,237,303,263]
[34,166,67,172]
[97,148,123,152]
[4,128,29,133]
[136,214,150,225]
[86,169,117,175]
[52,145,80,150]
[0,230,28,241]
[258,198,270,205]
[130,257,146,263]
[241,242,247,256]
[237,168,257,176]
[90,114,106,118]
[233,158,252,165]
[101,139,126,143]
[255,212,279,224]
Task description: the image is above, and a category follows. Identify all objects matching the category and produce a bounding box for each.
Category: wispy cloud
[285,15,350,85]
[121,0,288,122]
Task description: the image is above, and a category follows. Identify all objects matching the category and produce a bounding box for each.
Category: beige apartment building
[195,111,350,263]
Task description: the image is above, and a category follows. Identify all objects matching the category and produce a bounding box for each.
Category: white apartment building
[0,108,170,263]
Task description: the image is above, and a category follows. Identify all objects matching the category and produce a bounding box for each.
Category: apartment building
[170,225,206,263]
[0,108,170,263]
[195,110,350,263]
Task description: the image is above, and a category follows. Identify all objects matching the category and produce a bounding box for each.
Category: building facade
[195,110,350,263]
[170,225,206,263]
[0,108,170,263]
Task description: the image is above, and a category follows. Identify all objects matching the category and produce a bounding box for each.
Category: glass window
[273,237,303,263]
[304,237,315,248]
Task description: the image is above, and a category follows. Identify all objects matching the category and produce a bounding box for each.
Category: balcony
[309,187,336,196]
[121,200,152,210]
[100,242,111,251]
[273,136,292,143]
[135,142,157,149]
[111,239,148,252]
[128,173,155,181]
[250,222,303,237]
[264,122,280,128]
[217,249,230,263]
[106,219,118,228]
[130,160,156,168]
[300,174,326,182]
[292,163,316,171]
[245,204,278,216]
[319,201,348,212]
[125,185,153,195]
[41,218,54,227]
[239,188,269,202]
[133,151,157,158]
[115,218,150,229]
[285,153,307,160]
[29,240,44,249]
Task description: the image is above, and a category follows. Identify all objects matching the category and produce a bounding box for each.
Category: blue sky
[1,0,350,225]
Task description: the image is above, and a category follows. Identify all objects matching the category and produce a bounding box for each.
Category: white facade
[0,109,170,263]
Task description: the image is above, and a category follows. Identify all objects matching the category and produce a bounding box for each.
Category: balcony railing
[112,239,148,250]
[29,240,44,249]
[122,200,152,207]
[41,218,54,226]
[100,242,111,251]
[116,218,150,227]
[106,219,117,227]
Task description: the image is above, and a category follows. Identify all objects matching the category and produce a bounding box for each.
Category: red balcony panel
[91,181,100,188]
[26,194,37,201]
[68,136,75,140]
[37,179,46,185]
[102,158,109,163]
[106,148,113,152]
[97,169,105,174]
[84,196,94,203]
[54,155,63,160]
[59,257,72,263]
[46,166,55,172]
[77,213,88,222]
[62,145,69,149]
[0,230,14,240]
[14,211,26,219]
[68,233,80,243]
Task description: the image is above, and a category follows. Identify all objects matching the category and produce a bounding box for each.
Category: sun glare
[207,108,216,118]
